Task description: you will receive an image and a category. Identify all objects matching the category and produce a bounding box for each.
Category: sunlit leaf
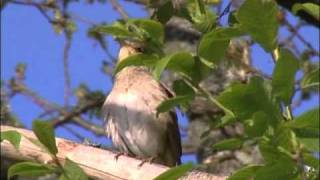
[0,130,21,149]
[198,27,244,63]
[228,165,262,180]
[301,67,319,90]
[59,159,88,180]
[287,108,319,130]
[212,138,244,151]
[237,0,279,52]
[294,128,319,152]
[185,0,216,32]
[272,49,299,105]
[154,163,193,180]
[254,156,299,180]
[244,111,268,137]
[172,79,195,96]
[292,3,320,20]
[157,96,194,114]
[8,162,56,178]
[32,120,58,155]
[153,0,174,23]
[153,52,195,80]
[114,54,159,75]
[130,19,164,44]
[218,77,281,126]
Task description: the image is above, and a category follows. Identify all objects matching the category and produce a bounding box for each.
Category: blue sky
[1,1,319,164]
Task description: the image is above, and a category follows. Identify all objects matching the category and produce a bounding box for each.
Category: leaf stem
[181,75,235,117]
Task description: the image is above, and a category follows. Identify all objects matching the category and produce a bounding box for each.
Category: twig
[63,32,72,107]
[72,117,105,136]
[10,0,55,24]
[15,83,105,136]
[283,18,320,57]
[218,1,232,20]
[61,125,87,141]
[51,98,105,126]
[20,87,61,112]
[70,13,97,25]
[109,0,129,20]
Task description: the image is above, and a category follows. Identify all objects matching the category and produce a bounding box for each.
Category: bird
[102,45,182,167]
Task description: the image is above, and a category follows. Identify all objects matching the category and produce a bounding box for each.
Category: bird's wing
[102,92,136,154]
[159,83,182,165]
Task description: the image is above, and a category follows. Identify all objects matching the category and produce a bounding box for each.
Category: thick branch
[1,125,226,180]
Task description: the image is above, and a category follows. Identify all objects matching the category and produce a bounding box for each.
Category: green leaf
[301,68,320,90]
[237,0,279,52]
[130,19,164,44]
[259,138,283,163]
[114,54,159,75]
[157,96,194,114]
[192,56,213,84]
[90,21,134,39]
[32,120,58,155]
[218,76,281,126]
[212,138,244,151]
[244,111,268,137]
[154,162,193,180]
[153,52,195,80]
[172,79,195,97]
[185,0,216,32]
[153,1,174,23]
[272,49,299,105]
[294,128,319,152]
[91,19,164,52]
[287,108,319,151]
[274,126,297,152]
[260,129,299,163]
[287,108,319,130]
[292,3,320,20]
[198,27,244,63]
[8,162,56,178]
[228,165,262,180]
[1,130,21,149]
[59,159,88,180]
[214,113,237,128]
[254,156,299,180]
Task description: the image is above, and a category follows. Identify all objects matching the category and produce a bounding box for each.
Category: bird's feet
[138,157,156,167]
[114,152,127,161]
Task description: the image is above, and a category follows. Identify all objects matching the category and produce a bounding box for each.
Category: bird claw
[138,157,156,167]
[114,152,125,161]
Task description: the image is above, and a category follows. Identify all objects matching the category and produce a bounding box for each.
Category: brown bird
[102,45,182,167]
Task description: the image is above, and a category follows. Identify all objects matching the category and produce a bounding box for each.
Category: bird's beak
[118,45,139,62]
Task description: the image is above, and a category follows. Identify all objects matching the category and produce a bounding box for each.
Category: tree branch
[63,32,72,106]
[1,125,226,180]
[109,0,129,20]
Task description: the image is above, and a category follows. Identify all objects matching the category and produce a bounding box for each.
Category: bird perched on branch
[102,45,182,167]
